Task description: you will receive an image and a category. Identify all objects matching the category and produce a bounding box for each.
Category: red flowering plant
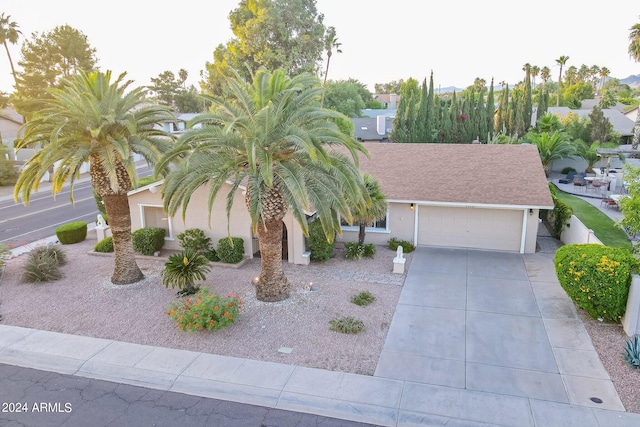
[456,113,469,122]
[167,287,243,332]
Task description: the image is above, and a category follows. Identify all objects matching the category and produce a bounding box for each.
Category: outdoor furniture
[559,171,576,184]
[573,174,586,186]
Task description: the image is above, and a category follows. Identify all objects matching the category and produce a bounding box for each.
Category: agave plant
[623,334,640,370]
[161,248,211,296]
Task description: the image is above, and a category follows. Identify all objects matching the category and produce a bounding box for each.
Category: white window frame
[339,209,390,234]
[138,204,174,240]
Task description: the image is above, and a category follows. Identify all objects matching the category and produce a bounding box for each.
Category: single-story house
[352,116,393,142]
[128,143,552,263]
[1,108,25,161]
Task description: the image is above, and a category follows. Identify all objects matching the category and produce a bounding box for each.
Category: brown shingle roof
[353,143,553,208]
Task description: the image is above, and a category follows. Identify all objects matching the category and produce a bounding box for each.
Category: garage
[417,206,524,252]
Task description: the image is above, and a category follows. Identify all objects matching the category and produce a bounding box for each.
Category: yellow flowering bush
[167,287,242,332]
[554,244,638,322]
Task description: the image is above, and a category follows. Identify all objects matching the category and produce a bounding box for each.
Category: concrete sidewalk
[1,247,640,426]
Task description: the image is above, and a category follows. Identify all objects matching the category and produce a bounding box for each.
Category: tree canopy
[203,0,329,95]
[11,24,97,119]
[149,69,202,113]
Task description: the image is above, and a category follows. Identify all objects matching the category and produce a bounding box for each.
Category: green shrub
[132,227,166,255]
[351,291,376,306]
[388,238,415,253]
[161,248,211,295]
[0,144,18,186]
[136,175,161,188]
[344,242,376,260]
[94,237,114,253]
[0,243,12,268]
[167,287,242,332]
[561,166,577,175]
[216,237,244,263]
[55,221,87,244]
[22,246,66,283]
[554,244,638,322]
[623,335,640,370]
[176,228,219,261]
[545,183,573,239]
[329,315,364,334]
[308,219,335,262]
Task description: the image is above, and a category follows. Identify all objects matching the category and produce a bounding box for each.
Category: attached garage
[417,206,524,252]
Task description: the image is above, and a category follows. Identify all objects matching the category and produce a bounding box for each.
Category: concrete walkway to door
[375,247,640,426]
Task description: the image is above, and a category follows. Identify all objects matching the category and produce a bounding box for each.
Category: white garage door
[417,206,523,252]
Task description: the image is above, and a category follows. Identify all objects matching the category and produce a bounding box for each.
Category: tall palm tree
[555,55,569,106]
[320,26,342,108]
[0,12,21,89]
[158,68,368,302]
[599,67,610,90]
[540,66,551,84]
[349,174,387,246]
[629,18,640,148]
[531,65,540,88]
[527,130,575,176]
[14,71,175,284]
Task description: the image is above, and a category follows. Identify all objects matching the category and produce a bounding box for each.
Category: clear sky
[1,0,639,94]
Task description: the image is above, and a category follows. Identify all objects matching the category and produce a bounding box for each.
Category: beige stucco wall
[524,210,541,253]
[128,182,309,264]
[336,202,415,245]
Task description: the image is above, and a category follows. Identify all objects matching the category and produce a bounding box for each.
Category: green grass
[555,191,631,249]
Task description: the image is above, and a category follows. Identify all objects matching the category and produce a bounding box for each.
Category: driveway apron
[375,246,625,415]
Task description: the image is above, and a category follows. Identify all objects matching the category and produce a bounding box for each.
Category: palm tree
[320,26,342,108]
[14,71,175,284]
[158,68,367,302]
[577,141,622,173]
[629,18,640,148]
[531,65,540,88]
[555,55,569,106]
[527,130,575,176]
[349,174,387,246]
[540,66,551,84]
[0,12,21,89]
[599,67,610,90]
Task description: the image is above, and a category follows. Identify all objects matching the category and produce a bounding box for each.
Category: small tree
[349,174,387,246]
[618,165,640,245]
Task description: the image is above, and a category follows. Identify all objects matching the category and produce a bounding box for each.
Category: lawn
[555,191,631,249]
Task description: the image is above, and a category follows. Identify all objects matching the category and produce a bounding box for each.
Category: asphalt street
[0,364,378,427]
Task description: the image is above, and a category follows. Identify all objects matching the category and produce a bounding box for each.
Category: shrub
[0,144,18,186]
[554,244,638,322]
[351,291,376,306]
[161,248,211,296]
[0,243,11,268]
[344,242,376,260]
[216,237,244,264]
[132,227,166,255]
[388,238,415,253]
[167,287,242,332]
[177,228,218,260]
[329,315,364,334]
[308,219,335,262]
[31,245,67,266]
[94,237,114,253]
[623,335,640,370]
[55,221,87,244]
[561,166,577,175]
[136,175,160,188]
[22,246,66,283]
[545,183,573,239]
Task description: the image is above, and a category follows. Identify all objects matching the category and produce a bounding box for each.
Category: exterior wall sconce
[529,208,534,216]
[410,203,415,210]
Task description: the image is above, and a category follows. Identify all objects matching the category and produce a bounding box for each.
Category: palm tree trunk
[3,41,18,89]
[102,193,144,284]
[255,218,289,302]
[320,53,331,108]
[358,221,366,246]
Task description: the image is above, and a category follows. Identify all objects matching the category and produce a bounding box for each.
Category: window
[139,204,174,239]
[340,210,389,233]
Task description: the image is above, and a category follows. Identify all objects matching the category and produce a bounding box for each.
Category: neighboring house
[128,143,552,259]
[0,108,25,161]
[544,106,635,143]
[372,94,400,109]
[352,115,393,142]
[625,106,639,123]
[158,113,199,134]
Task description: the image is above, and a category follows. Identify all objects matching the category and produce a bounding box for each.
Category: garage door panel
[418,207,522,252]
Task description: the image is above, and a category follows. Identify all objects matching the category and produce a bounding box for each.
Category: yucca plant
[161,248,211,296]
[623,334,640,370]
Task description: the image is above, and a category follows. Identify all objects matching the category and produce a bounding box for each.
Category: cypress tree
[416,78,429,142]
[450,91,460,143]
[524,66,533,131]
[476,86,487,142]
[497,84,509,134]
[426,71,436,142]
[486,78,495,139]
[390,93,408,142]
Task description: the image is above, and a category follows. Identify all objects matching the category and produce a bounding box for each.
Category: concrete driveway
[375,247,626,425]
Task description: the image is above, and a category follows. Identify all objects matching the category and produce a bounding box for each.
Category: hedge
[55,221,87,244]
[216,237,244,263]
[132,227,166,255]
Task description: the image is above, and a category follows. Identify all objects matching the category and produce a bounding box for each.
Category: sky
[1,0,639,94]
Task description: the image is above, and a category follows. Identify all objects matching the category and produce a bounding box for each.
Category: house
[0,108,25,161]
[337,143,553,253]
[127,143,552,261]
[625,106,639,124]
[543,106,635,143]
[372,94,399,109]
